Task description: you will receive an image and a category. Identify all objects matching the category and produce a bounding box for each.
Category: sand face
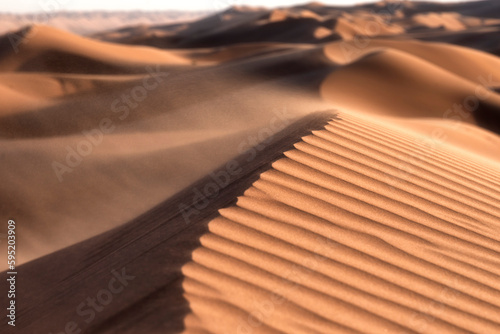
[1,1,500,333]
[184,113,500,334]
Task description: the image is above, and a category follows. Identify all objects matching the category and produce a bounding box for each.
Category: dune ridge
[10,111,500,334]
[182,112,500,334]
[1,1,500,333]
[7,113,335,334]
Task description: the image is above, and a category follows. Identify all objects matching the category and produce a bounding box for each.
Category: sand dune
[321,47,500,119]
[0,11,208,36]
[10,112,500,334]
[92,1,500,56]
[0,25,191,74]
[1,1,500,333]
[319,38,500,134]
[182,113,500,334]
[0,24,334,266]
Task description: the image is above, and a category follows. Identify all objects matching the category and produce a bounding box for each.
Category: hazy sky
[2,0,478,13]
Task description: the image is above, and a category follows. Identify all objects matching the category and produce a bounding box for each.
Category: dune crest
[1,1,500,333]
[11,113,500,334]
[0,25,190,74]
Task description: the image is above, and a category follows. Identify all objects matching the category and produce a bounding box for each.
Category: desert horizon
[1,0,500,333]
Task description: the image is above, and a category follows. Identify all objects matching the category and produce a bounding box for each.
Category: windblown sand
[1,1,500,333]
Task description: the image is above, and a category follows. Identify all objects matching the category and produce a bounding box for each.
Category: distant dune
[0,11,208,36]
[1,1,500,333]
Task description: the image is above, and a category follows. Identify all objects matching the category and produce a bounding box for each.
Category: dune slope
[182,112,500,334]
[1,1,500,333]
[8,113,334,334]
[8,112,500,334]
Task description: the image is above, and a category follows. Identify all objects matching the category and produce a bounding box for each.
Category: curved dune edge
[181,112,500,334]
[319,39,500,134]
[0,25,191,73]
[8,111,500,334]
[2,2,500,333]
[10,112,335,334]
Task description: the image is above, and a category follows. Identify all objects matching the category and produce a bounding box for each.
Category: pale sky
[1,0,480,13]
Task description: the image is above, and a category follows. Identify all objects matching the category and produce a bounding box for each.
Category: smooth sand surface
[1,1,500,333]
